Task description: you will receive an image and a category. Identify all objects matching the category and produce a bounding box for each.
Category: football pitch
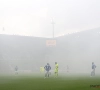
[0,74,100,90]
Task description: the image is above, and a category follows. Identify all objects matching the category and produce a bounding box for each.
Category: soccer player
[40,66,44,73]
[15,66,18,75]
[42,67,44,72]
[44,63,51,78]
[55,62,58,78]
[91,62,96,76]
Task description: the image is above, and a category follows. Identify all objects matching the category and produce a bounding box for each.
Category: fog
[0,0,100,77]
[0,0,100,37]
[0,28,100,76]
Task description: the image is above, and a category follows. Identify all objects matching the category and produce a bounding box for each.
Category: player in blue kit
[91,62,96,76]
[44,63,51,78]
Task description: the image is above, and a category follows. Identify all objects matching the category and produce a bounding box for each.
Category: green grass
[0,74,100,90]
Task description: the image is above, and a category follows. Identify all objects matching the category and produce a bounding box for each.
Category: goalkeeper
[55,62,58,77]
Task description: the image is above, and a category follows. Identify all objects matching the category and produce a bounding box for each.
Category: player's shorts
[55,69,58,73]
[15,71,18,74]
[45,71,50,75]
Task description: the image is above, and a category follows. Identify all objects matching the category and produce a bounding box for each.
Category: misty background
[0,0,100,75]
[0,0,100,37]
[0,28,100,74]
